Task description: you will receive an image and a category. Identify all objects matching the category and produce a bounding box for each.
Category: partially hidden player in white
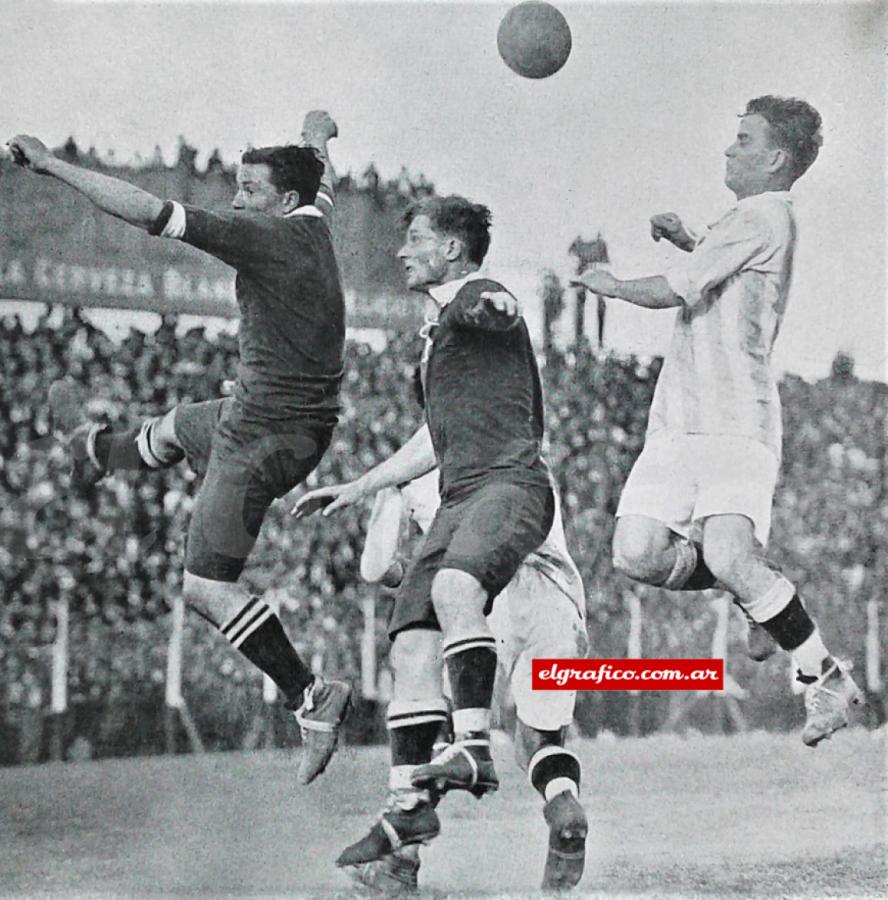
[354,464,589,893]
[573,95,863,746]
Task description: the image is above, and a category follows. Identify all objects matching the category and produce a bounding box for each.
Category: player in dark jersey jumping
[293,195,569,867]
[8,111,352,784]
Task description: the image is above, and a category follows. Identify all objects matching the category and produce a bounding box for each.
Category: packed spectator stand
[1,305,883,766]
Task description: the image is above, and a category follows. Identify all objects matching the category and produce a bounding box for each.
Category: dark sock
[443,635,497,761]
[444,635,498,712]
[761,594,816,652]
[93,426,143,470]
[529,745,582,801]
[683,542,718,590]
[220,596,313,706]
[387,700,450,804]
[94,421,184,472]
[390,720,446,766]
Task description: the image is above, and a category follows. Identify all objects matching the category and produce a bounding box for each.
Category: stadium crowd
[1,308,884,765]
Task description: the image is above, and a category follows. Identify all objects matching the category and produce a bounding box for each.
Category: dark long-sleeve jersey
[422,276,551,500]
[151,200,344,425]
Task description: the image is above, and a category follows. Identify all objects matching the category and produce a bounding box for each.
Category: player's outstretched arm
[301,110,337,219]
[571,268,682,310]
[291,424,436,519]
[8,135,164,230]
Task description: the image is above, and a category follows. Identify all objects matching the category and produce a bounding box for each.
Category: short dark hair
[240,145,324,205]
[744,96,823,182]
[404,194,492,265]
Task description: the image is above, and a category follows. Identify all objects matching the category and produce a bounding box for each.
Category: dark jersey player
[294,196,566,868]
[8,111,351,784]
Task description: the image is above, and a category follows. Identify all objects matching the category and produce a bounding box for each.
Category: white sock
[792,629,830,680]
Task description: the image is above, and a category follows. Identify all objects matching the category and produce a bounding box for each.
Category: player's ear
[281,190,301,214]
[443,236,464,262]
[766,147,788,175]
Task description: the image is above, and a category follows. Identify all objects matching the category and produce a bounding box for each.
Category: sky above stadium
[1,0,884,381]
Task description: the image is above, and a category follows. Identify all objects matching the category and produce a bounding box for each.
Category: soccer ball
[497,1,572,80]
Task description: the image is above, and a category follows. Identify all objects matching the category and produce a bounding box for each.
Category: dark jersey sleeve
[314,181,335,224]
[449,279,520,332]
[179,206,284,271]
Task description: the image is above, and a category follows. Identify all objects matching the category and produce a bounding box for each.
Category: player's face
[398,215,451,291]
[232,163,286,215]
[724,115,780,198]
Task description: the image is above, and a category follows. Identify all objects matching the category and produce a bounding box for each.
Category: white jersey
[401,470,585,619]
[657,191,796,453]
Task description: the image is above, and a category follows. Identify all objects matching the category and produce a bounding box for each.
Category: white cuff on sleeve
[160,201,187,239]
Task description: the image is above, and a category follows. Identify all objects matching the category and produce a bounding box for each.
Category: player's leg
[519,723,587,892]
[184,425,350,782]
[701,513,862,745]
[48,379,199,486]
[613,433,776,659]
[412,481,555,797]
[612,432,718,590]
[338,626,445,870]
[413,567,502,794]
[612,514,706,586]
[613,515,777,660]
[507,575,588,890]
[695,436,862,745]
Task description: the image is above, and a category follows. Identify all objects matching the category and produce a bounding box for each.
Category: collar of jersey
[735,190,793,210]
[284,205,323,218]
[427,271,486,310]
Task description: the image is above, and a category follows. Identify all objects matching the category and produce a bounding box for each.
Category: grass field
[1,728,884,898]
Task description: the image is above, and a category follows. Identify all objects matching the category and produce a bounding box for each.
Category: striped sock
[529,745,581,802]
[388,699,450,805]
[220,596,313,706]
[94,418,184,472]
[443,633,497,755]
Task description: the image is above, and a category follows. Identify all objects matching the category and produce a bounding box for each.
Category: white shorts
[487,565,587,732]
[616,431,780,545]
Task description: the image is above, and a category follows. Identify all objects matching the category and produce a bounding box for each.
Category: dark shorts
[174,399,333,582]
[387,478,555,639]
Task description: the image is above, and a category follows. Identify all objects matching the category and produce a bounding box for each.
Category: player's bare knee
[701,536,753,586]
[431,569,487,626]
[701,519,759,585]
[612,521,670,582]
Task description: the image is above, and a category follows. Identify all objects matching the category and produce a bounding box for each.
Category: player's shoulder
[453,277,509,304]
[736,191,794,233]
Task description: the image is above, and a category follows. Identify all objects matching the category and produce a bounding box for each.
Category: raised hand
[301,111,338,147]
[7,135,52,174]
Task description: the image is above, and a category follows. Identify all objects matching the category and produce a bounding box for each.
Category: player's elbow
[359,555,387,583]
